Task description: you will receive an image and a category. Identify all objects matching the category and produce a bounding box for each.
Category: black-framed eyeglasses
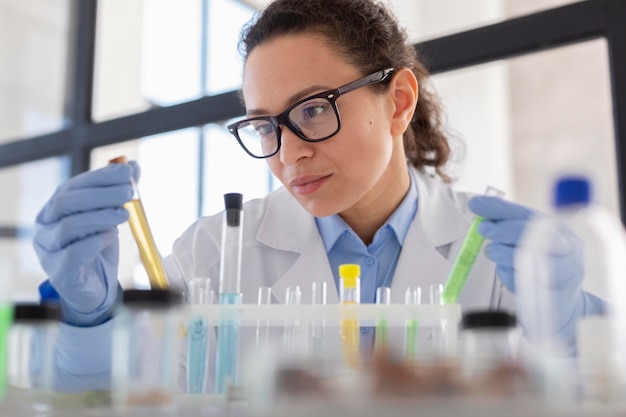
[227,68,395,159]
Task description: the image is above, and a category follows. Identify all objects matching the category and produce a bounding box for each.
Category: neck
[340,167,411,246]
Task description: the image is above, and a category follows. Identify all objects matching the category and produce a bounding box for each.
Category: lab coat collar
[409,167,471,247]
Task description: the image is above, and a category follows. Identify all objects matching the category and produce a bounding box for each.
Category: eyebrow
[246,84,332,117]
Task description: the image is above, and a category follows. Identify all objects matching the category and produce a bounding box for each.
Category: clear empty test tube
[187,277,214,394]
[282,286,302,357]
[441,186,505,305]
[112,289,183,412]
[109,156,169,290]
[255,286,272,350]
[430,284,447,359]
[404,287,421,362]
[374,287,391,355]
[215,193,244,394]
[310,282,328,364]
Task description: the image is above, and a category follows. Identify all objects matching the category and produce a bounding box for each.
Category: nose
[278,126,314,165]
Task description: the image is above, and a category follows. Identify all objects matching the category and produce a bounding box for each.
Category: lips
[289,174,331,195]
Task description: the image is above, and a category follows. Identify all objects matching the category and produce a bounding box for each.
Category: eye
[299,100,330,121]
[251,121,274,137]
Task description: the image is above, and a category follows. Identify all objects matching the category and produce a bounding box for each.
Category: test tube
[404,287,421,361]
[310,281,327,359]
[109,156,168,289]
[187,277,213,394]
[430,284,447,359]
[215,193,244,393]
[441,186,505,304]
[255,286,272,350]
[282,286,302,356]
[339,264,361,369]
[374,286,391,354]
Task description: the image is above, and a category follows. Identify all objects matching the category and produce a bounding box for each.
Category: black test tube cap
[461,310,517,330]
[224,193,243,227]
[13,302,61,322]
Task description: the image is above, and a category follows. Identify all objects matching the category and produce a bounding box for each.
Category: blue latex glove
[468,196,587,348]
[33,162,139,326]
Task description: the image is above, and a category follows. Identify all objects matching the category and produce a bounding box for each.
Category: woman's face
[242,34,410,219]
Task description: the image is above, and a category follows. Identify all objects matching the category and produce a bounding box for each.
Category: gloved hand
[33,161,140,327]
[468,196,586,350]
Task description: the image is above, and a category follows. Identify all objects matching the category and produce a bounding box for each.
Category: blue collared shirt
[315,173,418,303]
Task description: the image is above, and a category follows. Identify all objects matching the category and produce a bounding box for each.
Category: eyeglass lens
[235,96,339,158]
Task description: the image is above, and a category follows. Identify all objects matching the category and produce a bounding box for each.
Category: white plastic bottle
[515,175,626,403]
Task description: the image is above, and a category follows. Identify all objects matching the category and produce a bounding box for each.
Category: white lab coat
[163,166,514,311]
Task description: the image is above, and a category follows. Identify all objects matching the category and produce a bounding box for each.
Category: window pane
[205,0,255,94]
[0,157,70,301]
[93,0,203,121]
[90,129,200,288]
[202,122,277,215]
[433,38,616,216]
[387,0,583,43]
[0,0,70,143]
[93,0,254,121]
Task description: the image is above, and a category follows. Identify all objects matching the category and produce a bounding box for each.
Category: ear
[389,68,418,136]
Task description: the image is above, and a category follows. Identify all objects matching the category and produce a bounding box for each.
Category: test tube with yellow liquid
[339,264,360,369]
[109,156,169,289]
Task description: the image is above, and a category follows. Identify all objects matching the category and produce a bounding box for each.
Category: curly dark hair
[239,0,453,182]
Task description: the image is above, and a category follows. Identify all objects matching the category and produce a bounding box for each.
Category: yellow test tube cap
[339,264,360,288]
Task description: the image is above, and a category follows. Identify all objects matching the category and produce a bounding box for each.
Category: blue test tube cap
[224,193,243,227]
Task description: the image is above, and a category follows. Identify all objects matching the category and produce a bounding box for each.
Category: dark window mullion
[606,0,626,221]
[65,0,98,175]
[417,0,607,74]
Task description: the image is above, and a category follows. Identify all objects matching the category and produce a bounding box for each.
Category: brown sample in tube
[109,156,169,289]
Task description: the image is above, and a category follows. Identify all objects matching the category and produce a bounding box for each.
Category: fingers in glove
[128,160,141,183]
[34,207,129,252]
[38,229,118,282]
[63,163,134,191]
[495,265,516,293]
[469,196,535,221]
[478,219,528,246]
[37,184,133,225]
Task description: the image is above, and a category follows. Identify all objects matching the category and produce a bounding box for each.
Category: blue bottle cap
[554,176,591,208]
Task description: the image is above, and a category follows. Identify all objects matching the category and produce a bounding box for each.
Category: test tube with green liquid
[404,286,421,361]
[374,286,391,354]
[441,186,505,305]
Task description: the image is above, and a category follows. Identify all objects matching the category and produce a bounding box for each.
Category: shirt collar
[315,171,418,251]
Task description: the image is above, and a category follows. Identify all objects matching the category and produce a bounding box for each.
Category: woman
[34,0,603,389]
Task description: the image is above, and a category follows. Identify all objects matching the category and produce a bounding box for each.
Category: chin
[296,196,341,218]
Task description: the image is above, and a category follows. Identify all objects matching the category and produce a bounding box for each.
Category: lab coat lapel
[270,236,339,305]
[390,220,450,304]
[257,188,339,305]
[390,168,494,307]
